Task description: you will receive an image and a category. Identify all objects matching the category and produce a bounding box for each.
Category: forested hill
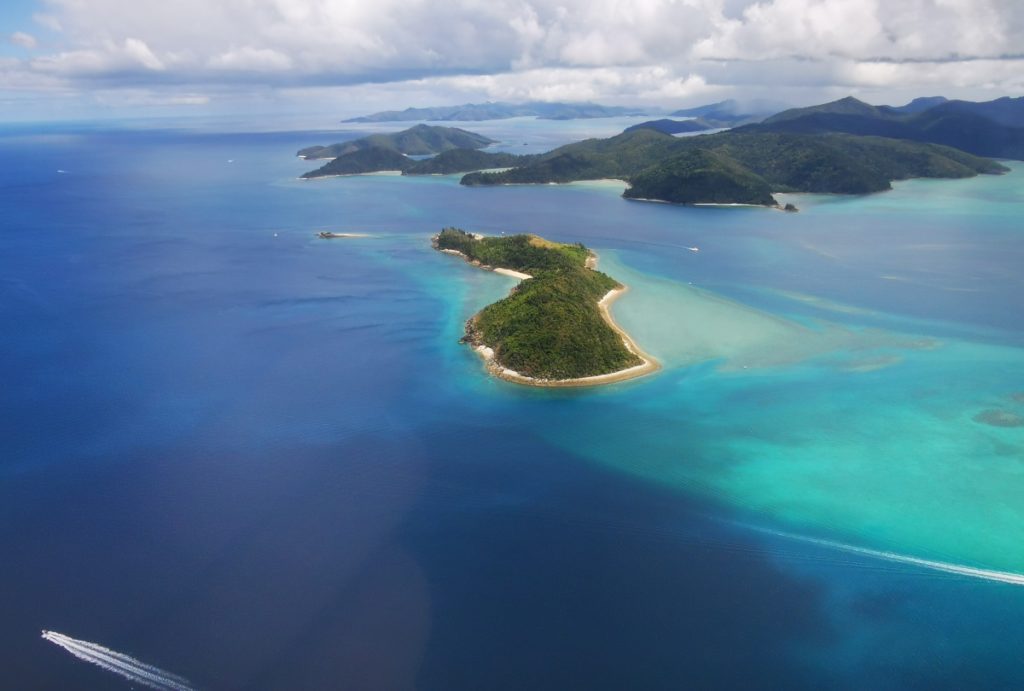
[460,127,1006,204]
[434,229,642,381]
[300,147,534,179]
[403,149,535,175]
[298,124,495,160]
[749,96,1024,159]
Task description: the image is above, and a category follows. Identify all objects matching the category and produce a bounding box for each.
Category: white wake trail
[762,529,1024,586]
[41,631,195,691]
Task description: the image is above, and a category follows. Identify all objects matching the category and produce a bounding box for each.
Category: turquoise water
[1,124,1022,687]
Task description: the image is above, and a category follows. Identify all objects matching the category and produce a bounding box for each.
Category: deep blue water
[1,123,1023,689]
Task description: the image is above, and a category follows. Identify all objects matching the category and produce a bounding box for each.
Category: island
[343,101,649,123]
[301,147,533,179]
[624,118,714,135]
[299,124,527,179]
[298,124,495,160]
[433,227,658,386]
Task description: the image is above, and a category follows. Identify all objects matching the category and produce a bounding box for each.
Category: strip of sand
[318,231,370,239]
[493,267,532,280]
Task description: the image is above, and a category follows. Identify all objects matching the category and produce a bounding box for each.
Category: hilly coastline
[299,97,1011,204]
[749,96,1024,159]
[461,128,1006,205]
[298,124,495,160]
[301,147,534,179]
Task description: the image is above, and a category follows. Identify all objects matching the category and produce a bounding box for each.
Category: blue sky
[1,0,1022,123]
[0,0,40,56]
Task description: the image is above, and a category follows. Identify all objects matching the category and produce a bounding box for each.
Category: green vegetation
[624,119,713,135]
[302,146,535,179]
[435,228,640,380]
[300,96,1013,204]
[298,124,495,160]
[300,147,411,178]
[404,149,535,175]
[460,127,1008,204]
[462,128,678,186]
[624,149,777,205]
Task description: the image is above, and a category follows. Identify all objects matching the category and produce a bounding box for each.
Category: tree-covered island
[433,228,657,386]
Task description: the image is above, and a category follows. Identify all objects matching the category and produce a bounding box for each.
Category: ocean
[1,118,1022,689]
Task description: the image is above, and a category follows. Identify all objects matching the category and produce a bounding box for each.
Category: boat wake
[764,529,1024,587]
[41,631,195,690]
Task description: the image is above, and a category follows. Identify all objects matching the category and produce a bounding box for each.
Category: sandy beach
[493,267,532,280]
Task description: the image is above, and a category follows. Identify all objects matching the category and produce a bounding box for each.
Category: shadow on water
[0,424,836,690]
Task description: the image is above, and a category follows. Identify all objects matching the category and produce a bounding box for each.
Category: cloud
[33,13,63,33]
[432,66,716,104]
[2,0,1022,115]
[10,32,38,50]
[208,47,293,72]
[695,0,1022,63]
[31,38,166,76]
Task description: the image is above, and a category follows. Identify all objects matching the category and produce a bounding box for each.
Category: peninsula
[433,228,657,386]
[461,127,1007,206]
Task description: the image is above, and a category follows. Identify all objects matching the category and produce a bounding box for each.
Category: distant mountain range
[298,124,495,160]
[343,101,649,123]
[669,99,788,127]
[748,96,1024,159]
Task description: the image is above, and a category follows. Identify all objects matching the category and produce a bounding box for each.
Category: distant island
[301,134,534,179]
[299,96,1013,204]
[624,119,714,135]
[298,124,495,160]
[433,228,657,386]
[344,101,649,123]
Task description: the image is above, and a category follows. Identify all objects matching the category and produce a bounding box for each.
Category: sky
[1,0,1022,123]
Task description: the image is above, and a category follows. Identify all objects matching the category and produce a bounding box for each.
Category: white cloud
[33,13,63,33]
[10,32,39,50]
[208,47,292,72]
[695,0,1021,62]
[92,88,210,106]
[31,38,166,76]
[1,0,1021,115]
[123,38,164,71]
